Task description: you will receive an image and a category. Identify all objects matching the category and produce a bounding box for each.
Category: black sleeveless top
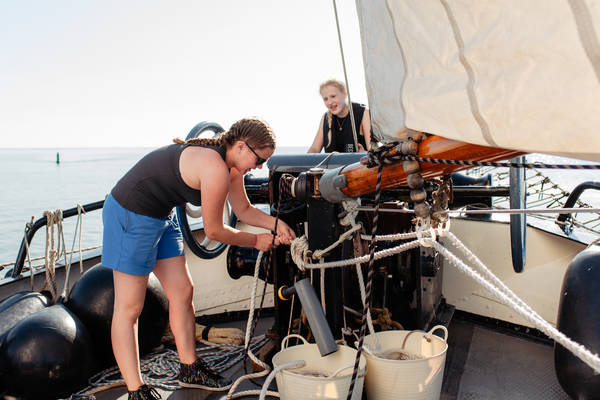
[111,144,226,218]
[322,102,367,153]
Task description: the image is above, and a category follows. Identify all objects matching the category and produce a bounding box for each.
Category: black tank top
[322,102,367,153]
[111,144,226,218]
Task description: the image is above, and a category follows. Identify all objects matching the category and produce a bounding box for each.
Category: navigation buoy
[0,304,94,399]
[65,264,170,369]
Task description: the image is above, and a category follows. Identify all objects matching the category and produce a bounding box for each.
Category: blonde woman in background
[308,79,372,153]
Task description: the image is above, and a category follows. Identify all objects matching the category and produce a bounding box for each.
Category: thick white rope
[259,360,306,400]
[341,200,380,351]
[443,231,540,318]
[42,210,58,302]
[60,204,85,299]
[428,235,600,374]
[290,236,421,270]
[361,231,419,241]
[312,224,362,260]
[292,216,600,374]
[286,276,297,339]
[22,219,36,291]
[221,251,279,400]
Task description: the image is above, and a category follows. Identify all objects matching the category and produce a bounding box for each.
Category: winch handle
[426,325,448,342]
[281,334,309,349]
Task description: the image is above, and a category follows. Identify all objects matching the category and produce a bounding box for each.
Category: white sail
[356,0,600,161]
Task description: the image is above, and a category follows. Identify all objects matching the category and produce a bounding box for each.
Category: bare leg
[153,255,197,364]
[112,270,149,391]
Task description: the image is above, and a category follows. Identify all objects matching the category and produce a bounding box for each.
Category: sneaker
[178,358,233,391]
[127,384,161,400]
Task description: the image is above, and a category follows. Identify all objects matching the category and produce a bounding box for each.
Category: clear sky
[0,0,367,148]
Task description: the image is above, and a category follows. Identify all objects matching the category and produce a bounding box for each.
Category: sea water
[0,146,304,268]
[0,148,597,270]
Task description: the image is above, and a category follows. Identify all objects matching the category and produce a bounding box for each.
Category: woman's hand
[255,233,277,252]
[275,220,296,245]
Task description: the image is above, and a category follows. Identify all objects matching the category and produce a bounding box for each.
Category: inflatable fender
[0,291,51,343]
[555,246,600,398]
[0,290,52,393]
[65,264,170,369]
[0,303,94,399]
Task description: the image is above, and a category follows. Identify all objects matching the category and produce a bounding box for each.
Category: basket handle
[281,334,309,349]
[329,364,368,378]
[361,345,375,356]
[426,325,448,342]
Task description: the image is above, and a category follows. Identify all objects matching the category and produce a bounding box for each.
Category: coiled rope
[431,231,600,374]
[76,336,268,395]
[59,204,86,301]
[41,210,65,302]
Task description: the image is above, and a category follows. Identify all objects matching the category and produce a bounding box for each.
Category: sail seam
[385,0,408,134]
[439,0,498,148]
[567,0,600,83]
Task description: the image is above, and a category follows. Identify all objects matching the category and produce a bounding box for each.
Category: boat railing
[556,181,600,231]
[11,200,105,278]
[9,177,270,279]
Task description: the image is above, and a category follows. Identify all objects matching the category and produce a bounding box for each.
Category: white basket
[362,325,449,400]
[272,334,367,400]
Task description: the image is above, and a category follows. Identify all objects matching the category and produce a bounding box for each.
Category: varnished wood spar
[340,135,525,198]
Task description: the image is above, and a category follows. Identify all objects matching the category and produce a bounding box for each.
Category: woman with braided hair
[101,117,295,399]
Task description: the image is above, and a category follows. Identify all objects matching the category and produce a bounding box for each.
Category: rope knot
[365,141,397,168]
[415,217,436,247]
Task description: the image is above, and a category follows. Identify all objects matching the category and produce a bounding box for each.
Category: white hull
[186,221,274,316]
[442,217,585,327]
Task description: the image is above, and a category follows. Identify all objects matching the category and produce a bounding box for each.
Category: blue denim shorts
[101,194,184,275]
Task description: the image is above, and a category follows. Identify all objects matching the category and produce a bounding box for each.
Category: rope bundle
[76,336,269,395]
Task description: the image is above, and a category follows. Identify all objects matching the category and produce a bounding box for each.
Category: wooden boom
[338,135,525,199]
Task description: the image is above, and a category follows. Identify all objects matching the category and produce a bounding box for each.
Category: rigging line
[314,151,339,169]
[432,236,600,374]
[346,163,383,400]
[394,154,600,169]
[355,206,600,215]
[11,246,102,271]
[332,0,359,151]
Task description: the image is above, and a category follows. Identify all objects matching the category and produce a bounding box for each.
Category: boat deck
[441,314,569,400]
[91,313,570,400]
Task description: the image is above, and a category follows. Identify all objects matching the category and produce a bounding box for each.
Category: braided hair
[173,117,276,150]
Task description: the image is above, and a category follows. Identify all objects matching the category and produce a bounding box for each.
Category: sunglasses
[245,142,267,167]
